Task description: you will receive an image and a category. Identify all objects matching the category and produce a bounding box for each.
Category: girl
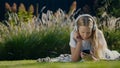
[69,14,120,62]
[37,14,120,62]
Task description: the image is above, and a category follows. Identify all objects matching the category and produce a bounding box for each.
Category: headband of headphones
[74,14,96,31]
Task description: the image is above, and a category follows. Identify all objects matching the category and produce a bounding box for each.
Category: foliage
[103,29,120,52]
[18,3,34,23]
[96,0,120,17]
[0,27,70,60]
[0,22,71,60]
[108,0,120,17]
[1,7,73,60]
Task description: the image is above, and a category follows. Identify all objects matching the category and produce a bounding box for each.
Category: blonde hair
[75,14,100,59]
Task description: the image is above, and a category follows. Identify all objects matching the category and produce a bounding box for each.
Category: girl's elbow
[71,57,79,62]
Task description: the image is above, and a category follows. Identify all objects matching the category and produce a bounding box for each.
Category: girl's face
[78,26,92,40]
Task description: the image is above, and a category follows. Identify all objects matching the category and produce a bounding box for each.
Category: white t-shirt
[69,30,92,51]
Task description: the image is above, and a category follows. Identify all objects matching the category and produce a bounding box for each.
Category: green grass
[0,60,120,68]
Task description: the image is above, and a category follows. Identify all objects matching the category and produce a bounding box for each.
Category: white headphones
[74,14,96,31]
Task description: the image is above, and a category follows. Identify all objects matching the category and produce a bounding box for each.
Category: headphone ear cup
[93,24,96,31]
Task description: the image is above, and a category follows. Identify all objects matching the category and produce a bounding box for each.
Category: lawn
[0,60,120,68]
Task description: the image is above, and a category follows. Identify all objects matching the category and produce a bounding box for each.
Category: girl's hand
[81,52,94,61]
[82,51,99,61]
[74,31,82,43]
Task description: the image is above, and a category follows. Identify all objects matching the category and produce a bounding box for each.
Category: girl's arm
[70,31,82,62]
[70,42,82,62]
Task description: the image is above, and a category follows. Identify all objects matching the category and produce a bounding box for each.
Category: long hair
[75,14,100,59]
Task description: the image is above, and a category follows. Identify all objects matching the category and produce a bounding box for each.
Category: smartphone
[82,50,90,54]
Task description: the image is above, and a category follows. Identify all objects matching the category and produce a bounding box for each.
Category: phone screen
[82,50,90,54]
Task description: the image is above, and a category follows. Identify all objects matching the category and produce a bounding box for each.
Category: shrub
[103,29,120,52]
[1,7,73,60]
[0,26,70,60]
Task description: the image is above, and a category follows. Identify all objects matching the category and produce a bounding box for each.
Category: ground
[0,60,120,68]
